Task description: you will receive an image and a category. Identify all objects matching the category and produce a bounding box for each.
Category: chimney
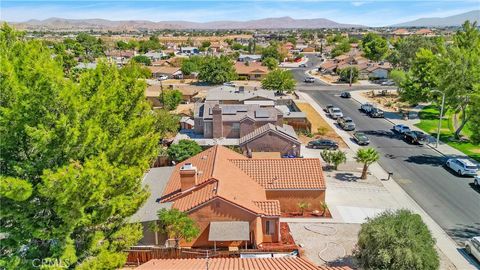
[212,104,223,138]
[180,163,198,191]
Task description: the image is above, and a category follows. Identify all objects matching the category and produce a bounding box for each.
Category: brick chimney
[276,111,284,127]
[212,104,223,138]
[180,163,198,191]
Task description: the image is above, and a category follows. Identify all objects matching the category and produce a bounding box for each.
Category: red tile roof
[135,257,352,270]
[229,158,325,190]
[253,200,281,216]
[162,146,325,216]
[235,61,269,75]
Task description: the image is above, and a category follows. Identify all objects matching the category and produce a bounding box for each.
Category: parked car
[360,103,374,113]
[393,124,411,134]
[304,76,315,83]
[328,107,343,119]
[340,92,351,98]
[368,108,384,118]
[307,139,339,150]
[324,104,334,113]
[299,63,307,68]
[381,80,395,86]
[337,117,356,131]
[157,75,168,81]
[445,158,479,176]
[223,82,235,87]
[353,132,370,145]
[474,175,480,187]
[403,131,429,145]
[465,236,480,262]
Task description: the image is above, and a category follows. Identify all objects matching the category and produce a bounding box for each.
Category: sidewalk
[350,90,479,165]
[296,91,478,270]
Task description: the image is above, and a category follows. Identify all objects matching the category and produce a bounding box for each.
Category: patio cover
[208,221,250,241]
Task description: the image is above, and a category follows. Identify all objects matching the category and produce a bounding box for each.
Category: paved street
[292,56,480,245]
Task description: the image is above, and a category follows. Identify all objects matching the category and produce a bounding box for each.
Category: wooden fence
[126,247,298,266]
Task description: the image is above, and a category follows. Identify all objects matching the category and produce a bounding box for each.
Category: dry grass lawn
[295,101,347,148]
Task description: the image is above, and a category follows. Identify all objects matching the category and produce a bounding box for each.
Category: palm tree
[297,201,310,216]
[355,148,380,180]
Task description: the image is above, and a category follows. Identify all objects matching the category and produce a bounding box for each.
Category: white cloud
[351,2,366,7]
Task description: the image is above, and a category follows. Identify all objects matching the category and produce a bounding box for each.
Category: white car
[474,175,480,187]
[445,158,478,176]
[465,236,480,262]
[328,107,343,119]
[223,82,235,87]
[393,124,411,134]
[157,75,168,81]
[381,80,395,86]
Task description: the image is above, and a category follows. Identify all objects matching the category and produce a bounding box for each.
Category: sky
[1,1,479,27]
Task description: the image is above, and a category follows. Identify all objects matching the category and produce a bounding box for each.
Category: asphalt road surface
[294,55,480,245]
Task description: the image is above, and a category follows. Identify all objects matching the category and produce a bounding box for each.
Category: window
[232,123,240,130]
[265,220,275,235]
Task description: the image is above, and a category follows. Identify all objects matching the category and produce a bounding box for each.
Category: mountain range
[9,10,479,31]
[392,10,479,27]
[11,17,362,31]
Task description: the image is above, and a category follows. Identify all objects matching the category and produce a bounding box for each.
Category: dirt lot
[360,90,411,113]
[294,101,347,148]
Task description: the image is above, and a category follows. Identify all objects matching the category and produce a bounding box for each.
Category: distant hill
[392,10,479,27]
[11,16,363,31]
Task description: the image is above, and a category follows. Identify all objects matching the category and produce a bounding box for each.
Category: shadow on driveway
[335,172,360,182]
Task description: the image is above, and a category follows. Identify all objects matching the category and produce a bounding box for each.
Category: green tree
[389,68,406,86]
[387,35,443,70]
[198,55,237,84]
[355,209,439,270]
[321,150,346,170]
[0,24,161,269]
[231,42,245,50]
[362,33,388,61]
[261,69,296,94]
[435,21,480,139]
[161,89,183,111]
[132,55,152,66]
[261,44,284,62]
[167,140,202,163]
[331,39,351,57]
[156,109,180,138]
[338,66,359,83]
[180,55,203,76]
[297,202,311,215]
[354,148,380,179]
[399,48,438,104]
[262,56,279,70]
[153,209,200,247]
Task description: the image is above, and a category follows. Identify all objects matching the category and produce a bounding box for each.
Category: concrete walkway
[297,91,478,270]
[350,90,479,166]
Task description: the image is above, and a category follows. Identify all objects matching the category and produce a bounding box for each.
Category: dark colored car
[353,132,370,145]
[368,108,384,118]
[404,131,429,145]
[324,104,334,113]
[360,103,373,113]
[340,92,351,98]
[304,77,315,83]
[307,139,339,150]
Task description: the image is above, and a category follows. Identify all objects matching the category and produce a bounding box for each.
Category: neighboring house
[179,47,199,55]
[105,50,135,66]
[153,145,326,248]
[415,29,434,36]
[302,47,315,53]
[143,51,166,61]
[235,62,269,80]
[129,167,174,246]
[135,257,352,270]
[180,116,194,130]
[145,84,200,106]
[148,66,183,79]
[238,54,262,62]
[193,102,284,139]
[205,86,276,106]
[239,123,301,157]
[392,28,410,36]
[73,62,97,70]
[367,66,389,79]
